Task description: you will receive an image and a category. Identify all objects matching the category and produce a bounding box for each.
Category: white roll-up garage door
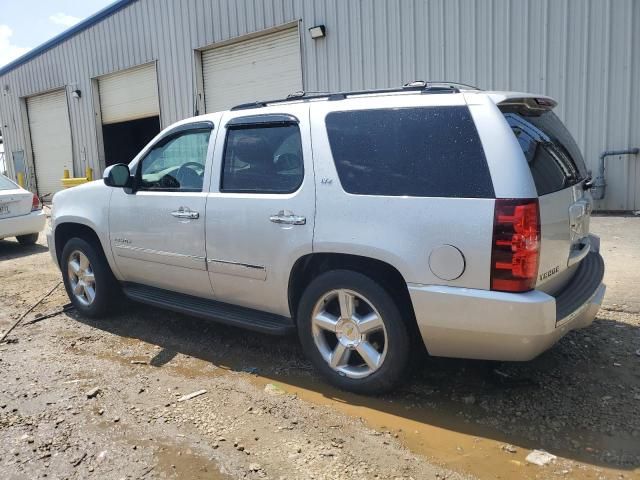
[98,63,160,124]
[202,27,302,113]
[27,90,73,197]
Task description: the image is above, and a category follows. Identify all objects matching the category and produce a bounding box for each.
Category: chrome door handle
[269,211,306,225]
[171,207,199,219]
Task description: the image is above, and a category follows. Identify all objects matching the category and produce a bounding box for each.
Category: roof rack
[230,80,481,111]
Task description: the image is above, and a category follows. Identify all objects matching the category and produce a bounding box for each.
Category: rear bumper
[0,209,46,239]
[409,251,605,361]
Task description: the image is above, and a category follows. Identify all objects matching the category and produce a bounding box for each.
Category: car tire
[16,233,39,245]
[297,270,410,395]
[61,237,120,318]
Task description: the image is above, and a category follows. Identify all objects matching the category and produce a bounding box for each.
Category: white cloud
[49,13,81,28]
[0,25,30,67]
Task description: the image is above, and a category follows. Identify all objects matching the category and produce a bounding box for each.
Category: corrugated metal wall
[0,0,638,209]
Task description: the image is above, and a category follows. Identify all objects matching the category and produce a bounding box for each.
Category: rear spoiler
[495,96,557,115]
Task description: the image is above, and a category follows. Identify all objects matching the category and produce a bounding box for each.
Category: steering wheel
[175,162,205,188]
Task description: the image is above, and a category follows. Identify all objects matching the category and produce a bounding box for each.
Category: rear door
[500,104,591,292]
[205,104,314,317]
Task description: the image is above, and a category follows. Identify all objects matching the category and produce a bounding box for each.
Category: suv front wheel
[61,237,120,318]
[297,270,410,394]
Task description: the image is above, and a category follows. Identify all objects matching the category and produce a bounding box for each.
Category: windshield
[0,174,18,191]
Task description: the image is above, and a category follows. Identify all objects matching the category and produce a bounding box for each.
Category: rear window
[325,106,494,198]
[0,175,18,190]
[501,109,587,196]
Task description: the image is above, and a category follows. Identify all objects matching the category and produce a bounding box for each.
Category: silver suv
[48,83,605,394]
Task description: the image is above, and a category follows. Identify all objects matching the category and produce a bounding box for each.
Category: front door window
[138,129,211,192]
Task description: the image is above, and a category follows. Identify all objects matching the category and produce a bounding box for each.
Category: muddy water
[117,350,636,479]
[92,421,232,480]
[67,329,639,479]
[250,375,635,480]
[151,442,232,480]
[152,356,635,479]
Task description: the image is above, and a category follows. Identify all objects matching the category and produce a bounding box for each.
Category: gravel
[1,218,639,479]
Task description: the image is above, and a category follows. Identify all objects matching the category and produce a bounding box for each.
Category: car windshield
[0,174,18,191]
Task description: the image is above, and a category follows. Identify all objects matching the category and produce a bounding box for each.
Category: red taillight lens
[491,199,540,292]
[31,194,41,211]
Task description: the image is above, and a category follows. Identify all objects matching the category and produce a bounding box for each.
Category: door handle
[171,207,199,219]
[269,211,306,225]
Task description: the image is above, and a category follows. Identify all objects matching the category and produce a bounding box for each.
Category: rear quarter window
[325,106,494,198]
[501,109,587,196]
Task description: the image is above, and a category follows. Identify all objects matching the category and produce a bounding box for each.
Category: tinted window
[325,106,494,198]
[501,109,587,196]
[0,174,18,190]
[221,124,303,193]
[138,129,211,192]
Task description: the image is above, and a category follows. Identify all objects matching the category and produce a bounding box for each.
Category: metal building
[0,0,638,209]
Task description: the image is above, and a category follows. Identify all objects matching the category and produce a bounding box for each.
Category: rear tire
[297,270,410,395]
[16,233,39,245]
[61,237,120,318]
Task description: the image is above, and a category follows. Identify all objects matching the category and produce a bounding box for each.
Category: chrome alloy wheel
[311,289,388,379]
[67,250,96,306]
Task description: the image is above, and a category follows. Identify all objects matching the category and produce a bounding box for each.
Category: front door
[109,122,215,298]
[205,105,315,317]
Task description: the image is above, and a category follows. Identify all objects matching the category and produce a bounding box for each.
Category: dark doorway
[102,116,160,167]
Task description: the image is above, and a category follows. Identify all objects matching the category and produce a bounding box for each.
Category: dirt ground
[0,215,638,480]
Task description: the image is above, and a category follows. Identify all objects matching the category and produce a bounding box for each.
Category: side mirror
[103,164,132,188]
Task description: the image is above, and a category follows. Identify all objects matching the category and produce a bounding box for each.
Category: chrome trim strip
[206,258,265,270]
[207,258,267,281]
[113,244,206,261]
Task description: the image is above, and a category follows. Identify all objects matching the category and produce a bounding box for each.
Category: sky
[0,0,115,67]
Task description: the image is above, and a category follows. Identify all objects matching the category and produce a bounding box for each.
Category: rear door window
[221,124,303,194]
[501,109,587,196]
[325,106,494,198]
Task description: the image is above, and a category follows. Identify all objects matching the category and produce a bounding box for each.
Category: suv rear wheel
[297,270,410,394]
[61,237,120,318]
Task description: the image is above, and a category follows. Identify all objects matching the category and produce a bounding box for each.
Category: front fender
[50,182,121,280]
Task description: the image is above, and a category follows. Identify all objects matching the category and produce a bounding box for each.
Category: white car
[0,174,45,245]
[48,83,605,394]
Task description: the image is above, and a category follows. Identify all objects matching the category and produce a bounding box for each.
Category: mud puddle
[130,352,637,478]
[93,339,635,479]
[63,318,640,479]
[151,442,232,479]
[249,375,636,480]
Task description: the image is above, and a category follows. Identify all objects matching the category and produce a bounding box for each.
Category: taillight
[491,198,540,292]
[31,194,41,211]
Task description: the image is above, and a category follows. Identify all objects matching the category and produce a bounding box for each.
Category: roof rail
[229,80,481,111]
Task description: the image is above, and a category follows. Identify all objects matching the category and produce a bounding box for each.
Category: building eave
[0,0,137,78]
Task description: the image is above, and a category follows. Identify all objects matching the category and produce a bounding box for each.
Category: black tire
[16,233,39,245]
[60,237,121,318]
[297,270,410,395]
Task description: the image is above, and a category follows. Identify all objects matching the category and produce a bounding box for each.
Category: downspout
[591,148,640,200]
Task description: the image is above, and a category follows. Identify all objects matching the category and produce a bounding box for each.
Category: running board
[122,283,295,335]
